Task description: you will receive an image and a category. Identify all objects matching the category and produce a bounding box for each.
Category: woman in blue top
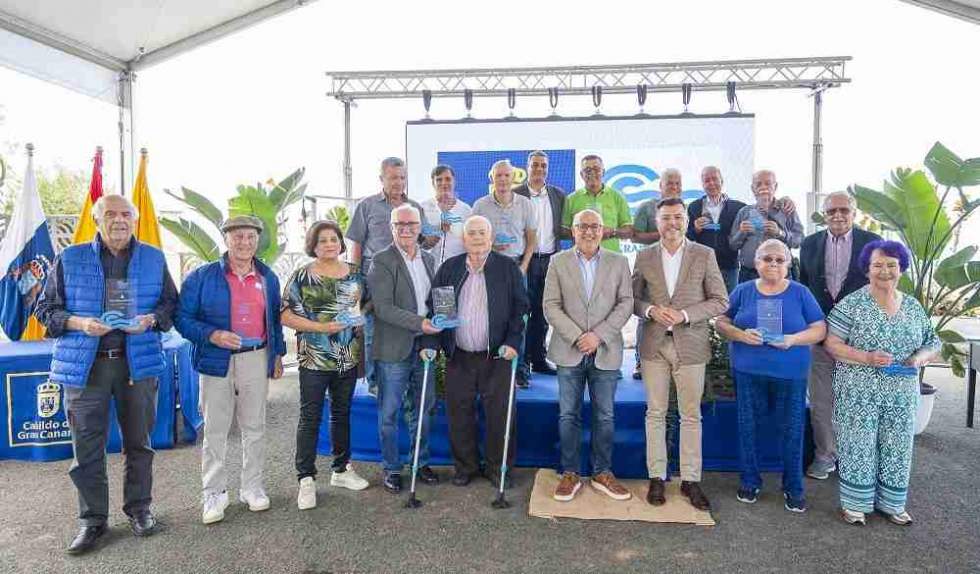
[824,240,939,526]
[716,239,826,512]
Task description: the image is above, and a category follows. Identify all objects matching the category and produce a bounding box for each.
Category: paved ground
[1,367,978,574]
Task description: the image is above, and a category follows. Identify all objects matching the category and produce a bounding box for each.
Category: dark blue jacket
[799,227,882,315]
[50,236,166,387]
[420,251,528,359]
[176,255,285,377]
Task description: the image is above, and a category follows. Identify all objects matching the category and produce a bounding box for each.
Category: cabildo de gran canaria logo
[37,380,60,418]
[6,373,72,447]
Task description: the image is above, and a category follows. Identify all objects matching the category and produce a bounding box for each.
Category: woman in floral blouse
[282,220,368,510]
[824,240,939,526]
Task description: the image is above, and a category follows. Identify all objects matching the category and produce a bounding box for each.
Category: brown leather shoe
[553,472,582,502]
[590,471,632,501]
[646,478,666,506]
[681,481,711,511]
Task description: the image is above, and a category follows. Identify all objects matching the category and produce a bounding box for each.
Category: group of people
[34,152,938,556]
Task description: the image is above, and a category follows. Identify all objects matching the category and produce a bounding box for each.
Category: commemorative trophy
[101,279,138,329]
[756,299,784,345]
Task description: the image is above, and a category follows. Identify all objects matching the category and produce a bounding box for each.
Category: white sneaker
[330,463,369,491]
[202,491,229,524]
[297,477,317,510]
[239,488,270,512]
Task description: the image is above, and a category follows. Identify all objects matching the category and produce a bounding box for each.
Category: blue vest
[50,236,166,387]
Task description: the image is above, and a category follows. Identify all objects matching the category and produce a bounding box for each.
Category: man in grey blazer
[633,198,729,511]
[543,209,634,502]
[367,204,443,493]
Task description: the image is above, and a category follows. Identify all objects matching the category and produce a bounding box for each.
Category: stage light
[548,87,559,116]
[682,82,693,114]
[637,84,648,114]
[592,86,602,115]
[507,88,516,117]
[422,89,432,119]
[464,88,473,118]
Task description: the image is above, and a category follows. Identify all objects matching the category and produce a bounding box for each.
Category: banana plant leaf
[924,142,980,188]
[159,217,220,262]
[884,169,951,261]
[269,168,307,211]
[851,184,905,230]
[165,187,224,229]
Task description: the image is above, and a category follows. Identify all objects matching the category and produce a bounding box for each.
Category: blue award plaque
[421,222,439,236]
[431,286,460,329]
[757,299,784,345]
[749,210,766,233]
[101,279,138,329]
[233,301,264,347]
[441,211,463,224]
[880,364,919,377]
[334,279,364,327]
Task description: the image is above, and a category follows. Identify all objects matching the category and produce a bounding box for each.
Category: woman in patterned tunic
[281,220,368,510]
[824,240,939,526]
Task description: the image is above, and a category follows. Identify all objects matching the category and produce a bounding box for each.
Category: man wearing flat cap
[176,214,286,525]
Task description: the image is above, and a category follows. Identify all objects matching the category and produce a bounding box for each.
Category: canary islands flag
[0,147,54,340]
[132,150,162,248]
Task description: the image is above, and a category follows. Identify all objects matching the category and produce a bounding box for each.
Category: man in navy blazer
[686,166,746,293]
[799,191,881,480]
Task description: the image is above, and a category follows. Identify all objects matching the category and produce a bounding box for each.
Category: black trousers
[295,367,357,480]
[446,350,516,477]
[64,357,158,527]
[523,253,552,369]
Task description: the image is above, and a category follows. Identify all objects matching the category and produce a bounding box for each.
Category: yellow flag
[132,150,162,248]
[72,147,103,244]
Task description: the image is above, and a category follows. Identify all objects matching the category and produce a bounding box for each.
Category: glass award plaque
[334,279,364,327]
[756,299,784,345]
[701,210,721,231]
[749,210,766,233]
[880,364,919,377]
[101,279,138,328]
[431,286,460,329]
[233,301,264,347]
[441,211,463,224]
[421,222,439,236]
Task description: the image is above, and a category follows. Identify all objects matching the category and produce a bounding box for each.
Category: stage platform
[321,351,811,479]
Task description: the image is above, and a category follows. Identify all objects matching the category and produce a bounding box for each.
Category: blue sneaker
[784,492,807,513]
[736,486,759,504]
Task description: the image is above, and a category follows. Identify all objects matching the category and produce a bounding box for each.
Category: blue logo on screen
[604,164,704,215]
[6,373,72,447]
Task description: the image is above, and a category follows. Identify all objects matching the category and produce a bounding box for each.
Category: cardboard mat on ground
[528,469,715,526]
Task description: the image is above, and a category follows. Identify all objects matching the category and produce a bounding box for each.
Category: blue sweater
[726,280,824,380]
[176,255,285,377]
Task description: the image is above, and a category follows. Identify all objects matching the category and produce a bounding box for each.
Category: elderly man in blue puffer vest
[35,194,179,555]
[176,215,285,526]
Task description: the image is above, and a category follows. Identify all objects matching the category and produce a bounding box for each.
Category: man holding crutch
[422,215,529,488]
[367,204,443,494]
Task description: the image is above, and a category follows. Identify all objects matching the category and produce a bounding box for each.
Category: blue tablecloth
[319,352,812,478]
[0,332,197,462]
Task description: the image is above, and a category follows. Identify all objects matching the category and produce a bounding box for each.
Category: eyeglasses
[824,207,852,216]
[761,256,786,264]
[575,224,602,232]
[392,222,420,230]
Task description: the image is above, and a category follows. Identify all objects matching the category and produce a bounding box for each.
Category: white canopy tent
[0,0,318,188]
[0,0,975,188]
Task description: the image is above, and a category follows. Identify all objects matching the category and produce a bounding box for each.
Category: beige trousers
[641,337,706,482]
[199,348,269,496]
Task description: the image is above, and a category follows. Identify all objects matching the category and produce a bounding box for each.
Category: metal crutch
[405,354,433,508]
[491,352,519,509]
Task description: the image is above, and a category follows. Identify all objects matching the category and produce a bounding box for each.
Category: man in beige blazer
[543,209,634,503]
[633,197,728,512]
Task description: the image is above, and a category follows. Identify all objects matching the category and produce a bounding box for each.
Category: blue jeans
[734,370,807,498]
[558,355,619,475]
[376,347,435,473]
[720,267,738,294]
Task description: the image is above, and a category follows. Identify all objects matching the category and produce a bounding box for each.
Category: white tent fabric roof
[900,0,980,23]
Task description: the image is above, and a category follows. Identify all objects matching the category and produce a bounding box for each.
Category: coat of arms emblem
[36,380,61,418]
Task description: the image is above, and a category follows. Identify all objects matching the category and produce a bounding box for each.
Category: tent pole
[809,85,824,234]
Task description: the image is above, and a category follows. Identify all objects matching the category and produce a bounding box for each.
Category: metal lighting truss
[325,57,851,230]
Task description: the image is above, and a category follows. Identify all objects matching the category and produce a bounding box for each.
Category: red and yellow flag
[132,149,162,248]
[72,147,104,244]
